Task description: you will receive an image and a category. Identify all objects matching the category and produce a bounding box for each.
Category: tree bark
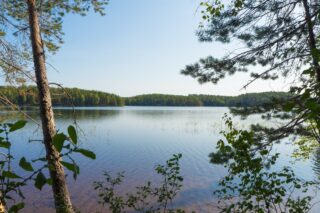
[302,0,320,82]
[26,0,74,212]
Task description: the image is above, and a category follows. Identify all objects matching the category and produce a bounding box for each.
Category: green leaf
[34,172,47,190]
[19,157,34,172]
[31,157,47,163]
[3,171,21,179]
[260,150,268,156]
[311,48,320,61]
[302,68,313,75]
[305,100,320,112]
[283,102,294,112]
[9,120,27,132]
[46,178,53,185]
[61,161,79,180]
[75,148,96,159]
[8,202,25,213]
[0,141,11,149]
[68,125,77,144]
[61,161,79,173]
[53,133,67,152]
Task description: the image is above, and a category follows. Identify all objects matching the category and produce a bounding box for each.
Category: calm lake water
[3,107,320,212]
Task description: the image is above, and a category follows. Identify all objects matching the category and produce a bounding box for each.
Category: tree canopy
[125,92,289,107]
[0,0,108,85]
[186,1,320,211]
[0,86,289,107]
[181,0,320,143]
[0,86,124,107]
[182,0,320,86]
[1,1,109,212]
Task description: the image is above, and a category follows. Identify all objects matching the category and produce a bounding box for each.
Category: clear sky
[44,0,290,97]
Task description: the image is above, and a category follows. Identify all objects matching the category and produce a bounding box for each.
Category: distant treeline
[125,92,290,107]
[0,86,289,107]
[0,86,124,106]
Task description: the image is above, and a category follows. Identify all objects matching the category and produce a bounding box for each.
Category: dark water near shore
[3,107,319,212]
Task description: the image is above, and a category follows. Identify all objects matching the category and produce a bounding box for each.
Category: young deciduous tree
[0,1,108,212]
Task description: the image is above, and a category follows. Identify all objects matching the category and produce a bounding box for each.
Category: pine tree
[0,1,108,212]
[182,0,320,144]
[182,0,320,85]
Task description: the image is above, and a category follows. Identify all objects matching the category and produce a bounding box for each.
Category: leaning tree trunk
[302,0,320,143]
[302,0,320,82]
[26,0,74,212]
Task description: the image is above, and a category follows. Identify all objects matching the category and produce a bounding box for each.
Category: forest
[0,86,125,107]
[0,0,320,213]
[126,92,289,107]
[0,86,289,107]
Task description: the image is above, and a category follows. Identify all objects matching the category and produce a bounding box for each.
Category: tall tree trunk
[302,0,320,82]
[26,0,74,212]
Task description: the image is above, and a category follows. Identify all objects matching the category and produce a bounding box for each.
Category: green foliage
[93,154,186,213]
[292,121,320,160]
[200,0,244,20]
[0,86,290,107]
[211,116,316,212]
[60,161,80,180]
[2,171,21,179]
[228,66,320,147]
[125,92,289,107]
[125,94,203,107]
[183,0,319,84]
[8,202,24,213]
[19,157,33,172]
[0,121,36,211]
[0,1,109,84]
[8,120,27,132]
[199,0,223,21]
[0,86,124,107]
[74,148,96,160]
[292,138,318,160]
[34,172,47,190]
[53,133,67,152]
[0,120,96,212]
[183,1,320,154]
[51,125,96,179]
[2,1,108,51]
[68,125,77,145]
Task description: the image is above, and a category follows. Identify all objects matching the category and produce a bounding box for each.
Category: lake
[3,107,319,212]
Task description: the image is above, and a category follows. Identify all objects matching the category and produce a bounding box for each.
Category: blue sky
[44,0,289,97]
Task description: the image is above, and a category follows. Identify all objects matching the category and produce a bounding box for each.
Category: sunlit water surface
[3,107,320,212]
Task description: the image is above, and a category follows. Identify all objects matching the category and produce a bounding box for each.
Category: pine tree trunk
[302,0,320,82]
[26,0,74,212]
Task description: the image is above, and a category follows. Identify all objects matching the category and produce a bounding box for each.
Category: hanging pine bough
[181,1,320,144]
[0,120,95,212]
[210,115,318,212]
[226,67,320,149]
[183,0,320,85]
[181,0,320,212]
[181,1,320,158]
